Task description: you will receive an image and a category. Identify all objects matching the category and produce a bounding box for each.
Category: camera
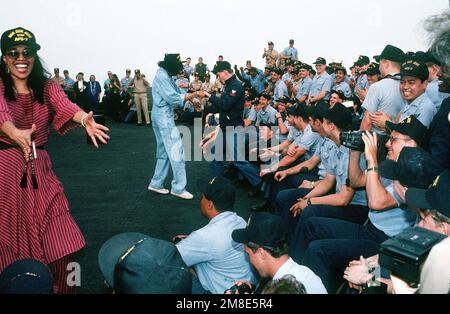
[339,131,365,151]
[379,226,446,287]
[340,130,386,152]
[226,282,254,294]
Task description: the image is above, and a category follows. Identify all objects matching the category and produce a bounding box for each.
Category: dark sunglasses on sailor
[5,48,36,60]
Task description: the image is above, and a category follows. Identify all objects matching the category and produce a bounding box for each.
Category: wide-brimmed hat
[159,53,184,74]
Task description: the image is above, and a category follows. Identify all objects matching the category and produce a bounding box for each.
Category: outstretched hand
[11,124,36,161]
[84,112,110,148]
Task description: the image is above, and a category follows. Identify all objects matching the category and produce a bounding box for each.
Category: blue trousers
[275,188,369,262]
[301,218,389,293]
[150,112,187,194]
[211,130,262,187]
[268,170,318,208]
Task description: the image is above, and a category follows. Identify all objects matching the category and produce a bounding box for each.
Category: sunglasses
[5,48,36,60]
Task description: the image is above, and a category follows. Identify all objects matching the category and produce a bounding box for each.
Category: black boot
[251,200,269,212]
[247,185,262,198]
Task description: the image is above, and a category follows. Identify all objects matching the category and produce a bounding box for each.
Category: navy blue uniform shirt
[210,75,244,129]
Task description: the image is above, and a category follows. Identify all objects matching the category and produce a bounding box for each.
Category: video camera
[225,282,255,294]
[340,130,386,152]
[379,226,446,287]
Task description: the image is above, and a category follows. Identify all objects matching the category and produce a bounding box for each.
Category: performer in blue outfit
[148,54,199,200]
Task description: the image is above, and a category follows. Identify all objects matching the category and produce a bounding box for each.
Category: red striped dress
[0,80,85,277]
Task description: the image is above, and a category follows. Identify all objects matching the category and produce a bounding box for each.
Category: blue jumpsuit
[149,68,188,194]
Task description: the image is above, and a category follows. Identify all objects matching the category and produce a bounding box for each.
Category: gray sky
[1,0,448,84]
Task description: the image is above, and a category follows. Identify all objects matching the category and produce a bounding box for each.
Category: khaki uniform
[200,81,215,108]
[213,79,223,94]
[52,76,65,87]
[290,78,301,98]
[263,49,279,67]
[189,80,202,91]
[132,78,150,124]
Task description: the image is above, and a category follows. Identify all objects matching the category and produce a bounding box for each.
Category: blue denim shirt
[176,212,257,294]
[326,145,367,206]
[256,105,277,126]
[398,92,437,127]
[241,69,266,95]
[362,77,404,134]
[356,74,369,92]
[274,79,289,101]
[296,77,313,99]
[368,178,418,237]
[293,124,321,160]
[333,81,352,98]
[314,137,338,179]
[310,72,333,100]
[283,47,299,60]
[63,77,75,91]
[243,105,257,123]
[152,68,185,110]
[426,79,450,112]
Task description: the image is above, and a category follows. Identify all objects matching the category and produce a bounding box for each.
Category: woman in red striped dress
[0,27,110,293]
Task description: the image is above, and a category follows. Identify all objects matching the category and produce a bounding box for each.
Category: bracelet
[80,113,88,128]
[367,166,378,173]
[307,198,312,206]
[311,181,315,187]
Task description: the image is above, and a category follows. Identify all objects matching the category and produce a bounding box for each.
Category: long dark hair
[158,61,182,77]
[0,53,51,104]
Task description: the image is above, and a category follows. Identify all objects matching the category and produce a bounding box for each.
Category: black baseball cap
[232,212,287,248]
[330,89,347,101]
[197,177,236,210]
[355,55,370,66]
[334,65,347,74]
[276,96,290,104]
[0,259,53,294]
[212,61,231,74]
[1,27,41,54]
[364,62,380,75]
[379,147,444,188]
[414,50,440,65]
[406,170,450,218]
[287,102,308,119]
[374,44,405,63]
[271,67,284,76]
[398,60,429,82]
[307,100,329,121]
[259,92,272,101]
[323,102,352,131]
[98,233,192,293]
[298,63,309,71]
[385,115,429,147]
[287,104,300,116]
[286,60,295,66]
[313,57,326,65]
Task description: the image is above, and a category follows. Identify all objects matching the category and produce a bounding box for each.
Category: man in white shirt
[232,212,327,294]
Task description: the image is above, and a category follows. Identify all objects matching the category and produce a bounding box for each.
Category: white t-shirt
[273,257,327,294]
